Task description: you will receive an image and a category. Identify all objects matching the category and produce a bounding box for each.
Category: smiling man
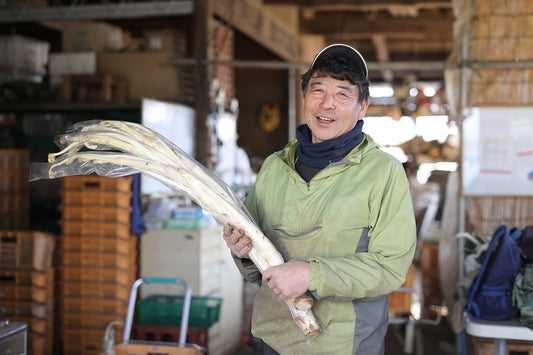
[223,44,417,355]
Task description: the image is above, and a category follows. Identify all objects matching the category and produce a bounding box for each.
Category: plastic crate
[0,190,29,213]
[0,149,30,171]
[0,231,55,270]
[0,171,28,192]
[61,221,131,238]
[6,315,54,334]
[137,295,222,329]
[58,265,137,285]
[0,299,53,318]
[59,310,125,328]
[60,296,128,314]
[60,189,132,207]
[0,268,54,287]
[61,175,132,192]
[57,250,135,270]
[60,235,137,254]
[0,283,53,303]
[61,326,122,355]
[58,280,131,300]
[61,205,131,223]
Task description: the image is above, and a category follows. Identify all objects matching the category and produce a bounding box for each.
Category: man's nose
[320,93,335,109]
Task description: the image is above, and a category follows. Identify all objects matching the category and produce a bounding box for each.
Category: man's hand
[263,260,310,300]
[223,224,253,258]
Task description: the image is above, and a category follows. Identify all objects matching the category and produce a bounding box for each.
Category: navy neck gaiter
[296,120,364,169]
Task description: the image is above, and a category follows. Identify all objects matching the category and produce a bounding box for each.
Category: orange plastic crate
[28,331,54,355]
[60,296,128,314]
[0,268,54,287]
[58,250,135,269]
[61,326,122,355]
[0,171,29,192]
[61,205,131,223]
[0,231,55,270]
[7,315,54,334]
[61,221,131,238]
[59,310,125,328]
[61,176,132,192]
[60,235,137,254]
[0,283,54,303]
[61,189,132,207]
[0,191,29,213]
[58,280,131,300]
[0,299,54,318]
[0,149,30,171]
[58,265,136,285]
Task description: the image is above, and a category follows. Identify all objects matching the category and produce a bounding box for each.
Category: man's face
[303,74,369,144]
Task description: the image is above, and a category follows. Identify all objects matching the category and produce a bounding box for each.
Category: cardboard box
[49,52,97,75]
[97,51,183,101]
[0,35,49,75]
[143,29,186,53]
[62,22,123,52]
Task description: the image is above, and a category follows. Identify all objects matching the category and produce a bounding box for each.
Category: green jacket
[234,133,416,354]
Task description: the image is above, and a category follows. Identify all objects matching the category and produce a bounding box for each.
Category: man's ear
[358,99,370,120]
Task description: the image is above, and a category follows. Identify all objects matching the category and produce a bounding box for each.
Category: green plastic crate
[137,295,222,329]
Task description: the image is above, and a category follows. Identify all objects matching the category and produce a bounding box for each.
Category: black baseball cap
[310,44,368,79]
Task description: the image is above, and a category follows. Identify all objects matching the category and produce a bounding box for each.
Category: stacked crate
[0,230,56,355]
[57,176,137,355]
[0,149,30,230]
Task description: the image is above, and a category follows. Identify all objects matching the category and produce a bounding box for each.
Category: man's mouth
[317,116,334,122]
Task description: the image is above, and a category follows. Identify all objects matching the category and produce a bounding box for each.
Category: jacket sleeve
[227,184,262,284]
[308,159,417,299]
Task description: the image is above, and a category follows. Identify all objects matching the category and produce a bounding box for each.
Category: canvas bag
[465,225,521,321]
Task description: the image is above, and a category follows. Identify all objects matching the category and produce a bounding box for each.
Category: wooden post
[194,0,213,168]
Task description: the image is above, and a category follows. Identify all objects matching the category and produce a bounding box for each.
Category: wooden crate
[0,298,53,318]
[0,149,30,171]
[61,221,131,238]
[0,283,54,303]
[472,336,533,355]
[59,310,125,328]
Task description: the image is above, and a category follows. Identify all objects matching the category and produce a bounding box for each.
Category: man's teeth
[318,116,333,121]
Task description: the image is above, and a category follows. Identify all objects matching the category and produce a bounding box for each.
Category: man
[223,44,416,354]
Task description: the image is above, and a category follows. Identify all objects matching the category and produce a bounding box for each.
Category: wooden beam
[263,0,451,11]
[194,0,213,167]
[301,12,453,36]
[212,0,299,61]
[372,34,394,82]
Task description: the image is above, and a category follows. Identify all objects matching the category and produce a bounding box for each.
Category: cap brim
[310,44,368,79]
